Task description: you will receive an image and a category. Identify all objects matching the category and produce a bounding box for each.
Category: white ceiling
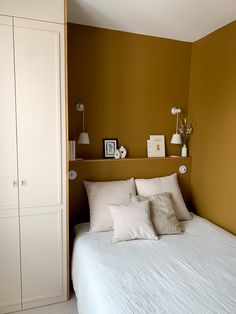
[68,0,236,42]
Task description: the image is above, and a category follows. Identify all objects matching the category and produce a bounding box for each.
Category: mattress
[71,214,236,314]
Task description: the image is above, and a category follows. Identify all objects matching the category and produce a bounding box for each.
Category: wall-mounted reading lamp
[170,107,182,144]
[76,103,90,144]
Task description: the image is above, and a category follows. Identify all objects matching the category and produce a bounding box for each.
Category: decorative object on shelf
[103,138,118,158]
[170,107,182,145]
[119,145,127,158]
[181,144,187,157]
[69,140,76,161]
[76,102,90,145]
[147,135,165,157]
[114,149,121,159]
[178,117,194,157]
[169,155,181,158]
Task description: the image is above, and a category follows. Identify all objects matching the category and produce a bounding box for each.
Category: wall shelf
[69,156,191,163]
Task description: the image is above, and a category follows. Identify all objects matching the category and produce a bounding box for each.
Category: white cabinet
[0,15,67,314]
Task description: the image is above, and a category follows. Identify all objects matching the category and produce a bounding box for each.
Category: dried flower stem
[178,117,194,145]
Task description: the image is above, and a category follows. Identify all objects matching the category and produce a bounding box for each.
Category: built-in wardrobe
[0,2,68,313]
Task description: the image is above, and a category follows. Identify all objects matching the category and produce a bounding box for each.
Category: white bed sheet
[71,214,236,314]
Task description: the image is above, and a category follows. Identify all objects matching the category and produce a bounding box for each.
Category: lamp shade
[78,132,90,144]
[171,133,182,144]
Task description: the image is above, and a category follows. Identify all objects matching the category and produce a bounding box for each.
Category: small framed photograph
[149,135,165,157]
[103,139,118,158]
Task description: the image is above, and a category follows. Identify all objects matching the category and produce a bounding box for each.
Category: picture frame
[148,135,165,157]
[103,138,118,158]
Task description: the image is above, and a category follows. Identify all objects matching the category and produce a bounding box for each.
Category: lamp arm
[83,109,85,132]
[176,113,179,134]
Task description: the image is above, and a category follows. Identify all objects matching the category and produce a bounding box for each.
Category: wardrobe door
[0,15,21,314]
[14,19,62,208]
[14,18,66,309]
[0,218,22,314]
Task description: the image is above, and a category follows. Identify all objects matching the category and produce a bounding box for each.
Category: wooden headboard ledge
[69,157,192,226]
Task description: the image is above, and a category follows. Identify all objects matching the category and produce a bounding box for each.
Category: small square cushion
[130,192,182,235]
[135,174,191,221]
[109,200,158,243]
[84,178,136,232]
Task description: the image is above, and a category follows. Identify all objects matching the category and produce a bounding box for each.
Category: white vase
[181,144,187,157]
[119,145,127,158]
[114,149,121,159]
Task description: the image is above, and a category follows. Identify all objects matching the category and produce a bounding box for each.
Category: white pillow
[109,200,158,243]
[84,178,136,232]
[135,174,191,220]
[130,192,183,235]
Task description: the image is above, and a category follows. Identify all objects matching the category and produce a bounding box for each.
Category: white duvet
[71,214,236,314]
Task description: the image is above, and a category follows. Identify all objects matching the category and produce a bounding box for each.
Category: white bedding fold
[72,214,236,314]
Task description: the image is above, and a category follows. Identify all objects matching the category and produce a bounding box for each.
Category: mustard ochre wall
[68,23,192,158]
[189,21,236,235]
[68,22,236,234]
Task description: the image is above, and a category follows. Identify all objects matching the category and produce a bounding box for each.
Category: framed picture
[103,138,118,158]
[148,135,165,157]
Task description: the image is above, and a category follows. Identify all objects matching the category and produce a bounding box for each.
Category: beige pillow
[84,178,136,232]
[130,192,182,235]
[135,174,191,221]
[109,200,158,243]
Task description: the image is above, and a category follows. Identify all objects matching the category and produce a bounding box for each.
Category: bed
[72,213,236,314]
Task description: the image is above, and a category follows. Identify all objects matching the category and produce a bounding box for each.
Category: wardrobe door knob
[13,181,18,187]
[21,180,27,186]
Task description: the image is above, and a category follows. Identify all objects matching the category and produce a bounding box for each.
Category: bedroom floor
[14,294,78,314]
